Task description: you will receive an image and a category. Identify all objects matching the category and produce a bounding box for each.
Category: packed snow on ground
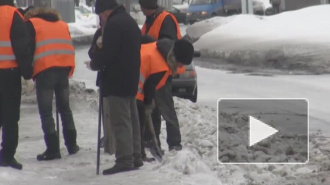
[187,5,330,73]
[0,81,329,185]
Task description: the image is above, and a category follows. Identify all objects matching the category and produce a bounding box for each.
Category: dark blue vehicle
[186,0,241,24]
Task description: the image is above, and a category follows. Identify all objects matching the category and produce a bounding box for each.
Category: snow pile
[186,16,237,40]
[68,10,98,41]
[188,5,330,73]
[1,80,330,184]
[170,97,330,185]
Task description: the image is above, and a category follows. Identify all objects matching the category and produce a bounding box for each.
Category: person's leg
[102,97,116,154]
[103,96,134,175]
[155,79,182,150]
[0,69,22,170]
[147,103,161,148]
[130,98,143,167]
[35,69,60,160]
[136,100,147,159]
[54,68,79,155]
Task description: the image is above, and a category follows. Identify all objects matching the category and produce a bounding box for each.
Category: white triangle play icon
[249,116,278,147]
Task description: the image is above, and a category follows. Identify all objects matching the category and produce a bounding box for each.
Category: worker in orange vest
[25,8,79,161]
[137,37,194,160]
[139,0,186,152]
[0,0,33,170]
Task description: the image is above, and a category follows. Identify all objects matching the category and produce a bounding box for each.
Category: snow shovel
[96,85,103,175]
[145,110,163,162]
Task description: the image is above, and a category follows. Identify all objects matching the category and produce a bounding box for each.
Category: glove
[96,35,102,49]
[22,79,35,94]
[84,61,92,70]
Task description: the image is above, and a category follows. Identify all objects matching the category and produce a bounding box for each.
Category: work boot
[133,153,143,168]
[169,145,182,151]
[37,150,61,161]
[102,164,135,175]
[0,158,23,170]
[37,133,61,161]
[63,129,80,155]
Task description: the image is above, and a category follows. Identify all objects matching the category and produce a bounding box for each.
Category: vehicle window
[190,0,212,5]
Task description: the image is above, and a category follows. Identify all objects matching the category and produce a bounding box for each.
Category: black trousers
[136,100,147,158]
[0,68,21,161]
[35,67,76,136]
[145,78,181,149]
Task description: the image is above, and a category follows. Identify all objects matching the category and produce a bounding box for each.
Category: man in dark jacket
[25,7,79,161]
[139,0,183,152]
[91,0,142,175]
[0,0,33,170]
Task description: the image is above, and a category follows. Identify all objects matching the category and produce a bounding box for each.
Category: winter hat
[173,39,194,65]
[95,0,118,14]
[139,0,158,9]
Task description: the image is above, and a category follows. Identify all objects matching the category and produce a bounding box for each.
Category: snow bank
[69,10,98,44]
[3,82,330,185]
[189,5,330,73]
[170,97,329,185]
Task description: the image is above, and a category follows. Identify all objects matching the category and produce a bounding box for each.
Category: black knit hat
[139,0,158,9]
[173,39,194,65]
[95,0,118,14]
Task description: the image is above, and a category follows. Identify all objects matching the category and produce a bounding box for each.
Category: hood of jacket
[24,7,61,22]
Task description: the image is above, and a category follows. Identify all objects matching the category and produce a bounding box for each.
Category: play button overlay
[217,99,309,164]
[249,116,278,147]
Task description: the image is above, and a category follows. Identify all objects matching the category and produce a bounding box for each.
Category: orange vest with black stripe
[0,6,22,69]
[29,18,75,78]
[141,11,185,75]
[136,42,170,101]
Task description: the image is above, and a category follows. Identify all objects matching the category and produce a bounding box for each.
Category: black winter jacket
[0,3,33,80]
[91,6,141,97]
[144,7,180,40]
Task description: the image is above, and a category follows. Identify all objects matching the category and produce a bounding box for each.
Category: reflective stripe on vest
[141,11,182,40]
[0,6,19,68]
[0,41,16,60]
[136,73,146,101]
[136,42,170,101]
[29,18,75,78]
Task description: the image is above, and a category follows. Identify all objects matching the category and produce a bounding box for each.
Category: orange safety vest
[141,11,182,40]
[29,18,75,78]
[0,6,21,69]
[141,11,186,75]
[136,42,170,101]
